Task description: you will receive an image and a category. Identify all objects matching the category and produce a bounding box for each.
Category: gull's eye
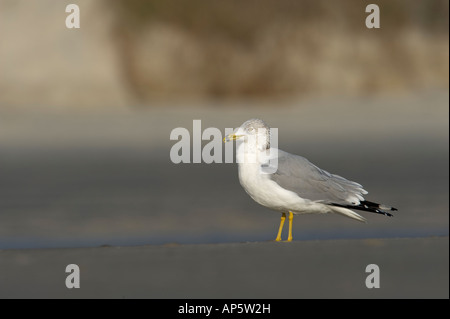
[248,127,255,133]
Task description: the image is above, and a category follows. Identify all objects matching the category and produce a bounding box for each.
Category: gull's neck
[236,141,270,165]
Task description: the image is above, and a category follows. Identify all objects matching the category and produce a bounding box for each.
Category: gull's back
[266,150,368,206]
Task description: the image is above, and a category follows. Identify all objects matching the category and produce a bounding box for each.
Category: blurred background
[0,0,448,249]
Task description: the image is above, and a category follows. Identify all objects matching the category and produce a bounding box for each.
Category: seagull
[224,118,396,242]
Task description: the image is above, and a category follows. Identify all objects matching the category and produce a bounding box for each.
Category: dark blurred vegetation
[112,0,449,100]
[116,0,449,37]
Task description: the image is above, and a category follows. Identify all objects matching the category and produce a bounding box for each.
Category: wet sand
[0,92,448,298]
[0,236,448,298]
[0,91,448,249]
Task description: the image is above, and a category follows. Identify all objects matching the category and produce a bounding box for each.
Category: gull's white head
[224,118,271,150]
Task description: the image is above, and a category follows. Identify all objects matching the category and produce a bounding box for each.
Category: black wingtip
[331,200,396,217]
[375,209,394,217]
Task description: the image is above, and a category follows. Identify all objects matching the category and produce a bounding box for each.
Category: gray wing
[265,150,367,205]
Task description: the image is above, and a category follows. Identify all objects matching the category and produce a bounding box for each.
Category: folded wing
[266,150,368,206]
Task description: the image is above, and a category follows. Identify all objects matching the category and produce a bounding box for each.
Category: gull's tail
[329,206,368,223]
[331,200,397,217]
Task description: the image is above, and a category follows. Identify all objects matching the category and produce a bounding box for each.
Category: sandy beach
[0,92,448,299]
[0,236,447,298]
[1,91,448,249]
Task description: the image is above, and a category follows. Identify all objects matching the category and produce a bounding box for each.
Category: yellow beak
[223,133,242,143]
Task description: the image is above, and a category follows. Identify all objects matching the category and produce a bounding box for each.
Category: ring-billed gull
[224,118,396,242]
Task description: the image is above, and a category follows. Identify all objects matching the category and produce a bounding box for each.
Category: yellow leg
[275,213,286,241]
[286,212,294,242]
